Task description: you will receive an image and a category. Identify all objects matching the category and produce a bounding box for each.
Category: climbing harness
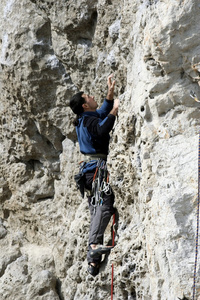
[190,91,200,300]
[91,159,112,212]
[111,213,115,300]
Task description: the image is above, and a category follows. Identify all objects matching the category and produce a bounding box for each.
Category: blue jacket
[76,99,116,172]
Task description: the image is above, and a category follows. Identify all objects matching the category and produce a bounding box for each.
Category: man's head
[69,91,85,115]
[70,92,98,115]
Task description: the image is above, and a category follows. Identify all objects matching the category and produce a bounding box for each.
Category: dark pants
[84,171,115,264]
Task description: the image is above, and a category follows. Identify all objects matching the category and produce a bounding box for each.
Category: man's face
[82,94,98,111]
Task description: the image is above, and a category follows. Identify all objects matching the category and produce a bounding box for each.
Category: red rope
[93,167,98,181]
[111,214,115,300]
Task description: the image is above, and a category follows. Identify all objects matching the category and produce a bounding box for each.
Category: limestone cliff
[0,0,200,299]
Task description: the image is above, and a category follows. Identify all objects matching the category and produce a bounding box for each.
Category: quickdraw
[190,90,200,103]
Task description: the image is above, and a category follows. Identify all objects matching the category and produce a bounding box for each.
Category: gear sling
[90,159,112,211]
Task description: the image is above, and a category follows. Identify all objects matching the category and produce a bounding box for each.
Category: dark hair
[69,91,85,115]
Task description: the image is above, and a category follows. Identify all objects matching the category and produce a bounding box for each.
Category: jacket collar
[81,111,98,117]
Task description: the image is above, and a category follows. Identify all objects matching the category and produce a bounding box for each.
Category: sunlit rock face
[0,0,200,299]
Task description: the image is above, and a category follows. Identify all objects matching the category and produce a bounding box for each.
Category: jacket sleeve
[84,114,116,137]
[96,99,114,119]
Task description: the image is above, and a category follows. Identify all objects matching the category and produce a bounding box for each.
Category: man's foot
[87,263,99,276]
[89,245,114,258]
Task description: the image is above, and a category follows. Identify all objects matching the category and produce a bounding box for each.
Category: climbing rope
[191,91,200,300]
[111,213,115,300]
[192,127,200,300]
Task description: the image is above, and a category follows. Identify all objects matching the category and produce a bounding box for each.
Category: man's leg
[85,171,115,272]
[88,192,115,245]
[84,171,102,265]
[87,195,102,265]
[87,191,115,264]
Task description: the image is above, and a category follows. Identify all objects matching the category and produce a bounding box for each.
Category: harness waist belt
[84,153,107,161]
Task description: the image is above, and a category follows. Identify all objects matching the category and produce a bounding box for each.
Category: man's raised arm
[106,74,115,100]
[109,98,119,117]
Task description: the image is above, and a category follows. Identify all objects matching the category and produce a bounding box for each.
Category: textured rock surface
[0,0,200,299]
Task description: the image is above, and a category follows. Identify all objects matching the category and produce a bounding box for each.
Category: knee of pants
[102,192,115,211]
[88,191,115,215]
[97,202,115,218]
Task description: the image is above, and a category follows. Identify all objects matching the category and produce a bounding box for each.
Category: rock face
[0,0,200,299]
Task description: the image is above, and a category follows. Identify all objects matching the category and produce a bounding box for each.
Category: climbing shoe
[87,263,99,276]
[89,245,113,258]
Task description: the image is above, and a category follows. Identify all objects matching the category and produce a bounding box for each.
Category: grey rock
[0,0,199,299]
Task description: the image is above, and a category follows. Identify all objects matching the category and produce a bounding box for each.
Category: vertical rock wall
[0,0,200,299]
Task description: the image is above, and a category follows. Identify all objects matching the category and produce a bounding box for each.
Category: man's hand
[106,74,115,100]
[110,98,119,116]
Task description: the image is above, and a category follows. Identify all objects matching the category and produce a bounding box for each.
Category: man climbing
[70,74,119,276]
